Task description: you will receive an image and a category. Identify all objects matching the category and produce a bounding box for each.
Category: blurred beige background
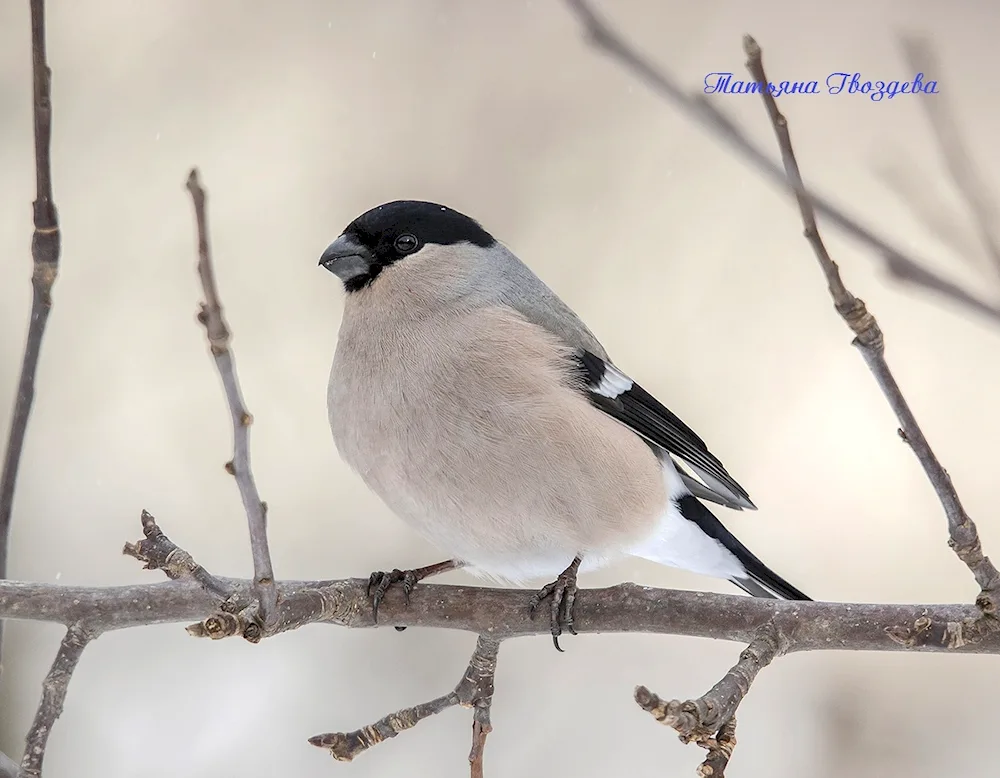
[2,1,999,776]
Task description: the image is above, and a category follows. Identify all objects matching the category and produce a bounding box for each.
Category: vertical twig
[184,169,278,628]
[464,635,499,778]
[0,0,61,672]
[20,624,95,777]
[742,36,1000,615]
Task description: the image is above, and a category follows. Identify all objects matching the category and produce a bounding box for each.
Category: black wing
[571,349,756,511]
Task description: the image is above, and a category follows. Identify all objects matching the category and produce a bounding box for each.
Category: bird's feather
[569,349,757,511]
[672,495,809,600]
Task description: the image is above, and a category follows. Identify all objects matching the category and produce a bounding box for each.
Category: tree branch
[184,169,277,628]
[309,634,500,775]
[122,509,232,599]
[0,0,61,672]
[561,0,1000,325]
[1,573,997,654]
[636,629,780,776]
[19,624,96,777]
[741,36,1000,618]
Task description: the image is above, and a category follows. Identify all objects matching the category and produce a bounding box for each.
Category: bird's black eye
[394,233,418,253]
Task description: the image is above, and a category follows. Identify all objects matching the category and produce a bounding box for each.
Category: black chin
[342,263,384,293]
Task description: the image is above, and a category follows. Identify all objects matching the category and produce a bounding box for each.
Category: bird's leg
[529,555,583,652]
[368,559,465,624]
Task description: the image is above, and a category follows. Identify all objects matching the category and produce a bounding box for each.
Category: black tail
[675,495,811,601]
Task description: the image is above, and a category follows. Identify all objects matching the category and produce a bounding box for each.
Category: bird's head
[319,200,496,293]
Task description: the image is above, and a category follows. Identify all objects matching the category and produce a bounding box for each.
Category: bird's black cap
[321,200,495,292]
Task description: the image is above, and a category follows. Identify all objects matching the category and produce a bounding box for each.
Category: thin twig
[699,717,738,778]
[0,0,61,672]
[184,168,277,629]
[122,509,232,599]
[465,637,499,778]
[310,691,459,760]
[561,0,1000,325]
[636,629,780,776]
[20,624,96,777]
[900,36,1000,284]
[309,635,501,774]
[742,36,1000,618]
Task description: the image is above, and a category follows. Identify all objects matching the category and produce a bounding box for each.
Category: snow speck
[154,133,160,141]
[55,571,62,581]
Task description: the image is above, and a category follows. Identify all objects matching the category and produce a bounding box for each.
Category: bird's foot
[529,556,583,652]
[366,559,463,625]
[368,568,420,622]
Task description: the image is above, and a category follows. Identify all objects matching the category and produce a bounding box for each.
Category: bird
[319,200,810,650]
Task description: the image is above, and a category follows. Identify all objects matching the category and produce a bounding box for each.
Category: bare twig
[309,634,500,774]
[464,637,499,778]
[184,169,277,629]
[742,36,1000,619]
[561,0,1000,325]
[698,718,738,778]
[636,630,779,776]
[19,624,96,777]
[0,0,61,672]
[122,509,232,599]
[901,36,1000,284]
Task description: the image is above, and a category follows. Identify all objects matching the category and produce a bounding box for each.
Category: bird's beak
[319,235,374,283]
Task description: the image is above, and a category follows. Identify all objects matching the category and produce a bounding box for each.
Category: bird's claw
[367,568,420,622]
[529,559,581,652]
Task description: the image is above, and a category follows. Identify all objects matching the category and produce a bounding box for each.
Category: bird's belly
[331,389,666,582]
[327,313,666,582]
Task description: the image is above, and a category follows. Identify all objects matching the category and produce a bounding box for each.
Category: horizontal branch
[1,577,997,653]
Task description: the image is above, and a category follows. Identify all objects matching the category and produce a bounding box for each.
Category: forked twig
[637,629,780,777]
[309,635,500,775]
